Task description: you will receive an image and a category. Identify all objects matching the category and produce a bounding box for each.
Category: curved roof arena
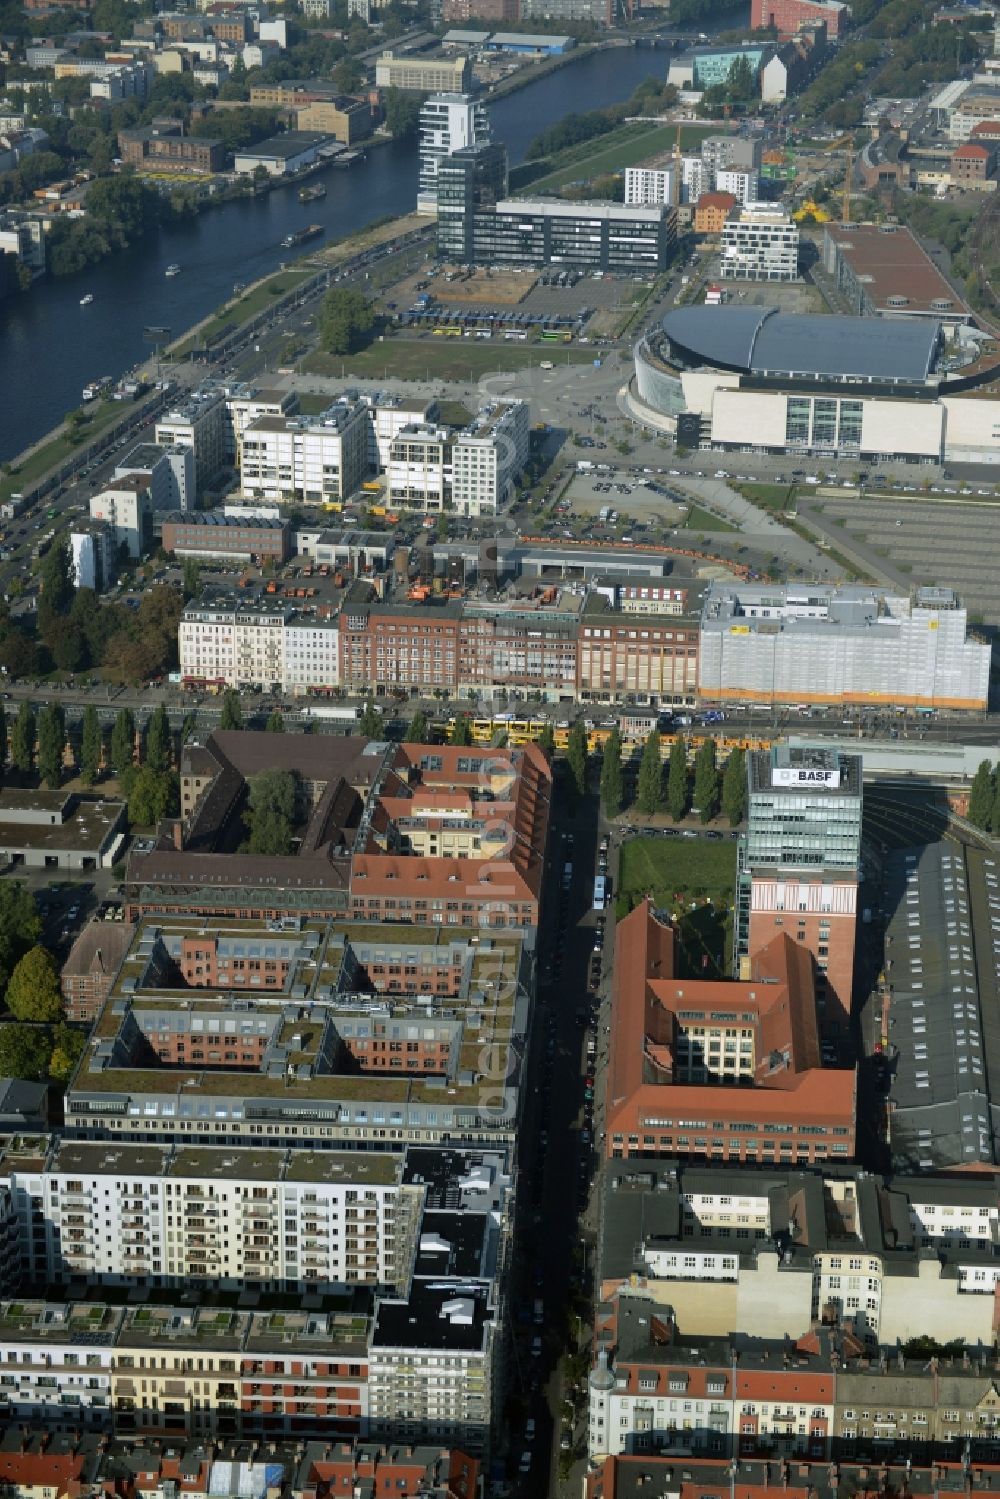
[661,304,940,384]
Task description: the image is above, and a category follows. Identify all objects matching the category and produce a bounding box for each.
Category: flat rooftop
[826,221,972,320]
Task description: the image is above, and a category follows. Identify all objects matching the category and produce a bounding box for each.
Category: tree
[667,734,689,823]
[182,558,201,601]
[127,766,179,827]
[968,759,995,830]
[145,702,171,772]
[48,1021,86,1084]
[537,722,555,760]
[333,55,364,92]
[244,769,297,856]
[36,703,65,788]
[219,689,243,731]
[693,737,720,824]
[722,746,747,828]
[600,726,623,819]
[37,537,73,641]
[450,715,473,747]
[109,707,135,773]
[0,1024,51,1083]
[566,720,588,800]
[319,286,375,356]
[383,86,422,140]
[5,944,62,1023]
[10,701,35,775]
[0,884,42,994]
[0,699,7,774]
[406,709,429,744]
[360,698,383,737]
[636,729,663,816]
[266,709,285,733]
[80,705,102,786]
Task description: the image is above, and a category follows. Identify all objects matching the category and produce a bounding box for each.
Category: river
[0,35,742,460]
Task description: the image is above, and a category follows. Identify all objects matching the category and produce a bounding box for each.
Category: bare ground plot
[428,267,537,305]
[817,493,1000,624]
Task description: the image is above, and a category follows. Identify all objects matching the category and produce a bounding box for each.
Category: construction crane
[671,121,682,211]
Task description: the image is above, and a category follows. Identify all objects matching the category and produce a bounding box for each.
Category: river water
[0,39,736,459]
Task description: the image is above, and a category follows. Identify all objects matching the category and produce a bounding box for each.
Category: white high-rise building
[716,167,760,204]
[681,155,707,203]
[624,161,677,206]
[417,93,490,214]
[720,201,799,281]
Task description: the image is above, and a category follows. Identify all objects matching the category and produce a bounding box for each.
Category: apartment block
[694,191,737,234]
[418,93,491,214]
[155,388,228,492]
[721,202,799,281]
[624,160,677,207]
[607,900,856,1165]
[14,1141,415,1293]
[239,401,370,505]
[115,441,195,512]
[179,596,289,691]
[386,400,529,516]
[88,479,153,560]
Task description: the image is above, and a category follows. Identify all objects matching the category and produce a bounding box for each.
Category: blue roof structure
[662,305,941,383]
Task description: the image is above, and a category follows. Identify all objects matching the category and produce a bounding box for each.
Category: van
[540,360,554,370]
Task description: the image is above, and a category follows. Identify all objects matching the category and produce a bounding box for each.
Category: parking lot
[559,471,692,529]
[814,491,1000,624]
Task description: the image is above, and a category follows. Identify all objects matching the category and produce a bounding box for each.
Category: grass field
[617,835,736,977]
[523,123,715,194]
[302,338,595,381]
[684,504,737,533]
[734,482,796,513]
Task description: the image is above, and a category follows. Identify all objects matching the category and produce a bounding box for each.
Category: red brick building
[606,900,856,1164]
[951,140,996,188]
[60,919,135,1023]
[750,0,846,36]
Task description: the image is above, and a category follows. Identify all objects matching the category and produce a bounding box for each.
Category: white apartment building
[716,167,760,204]
[155,389,227,493]
[721,202,799,281]
[227,386,298,462]
[387,400,529,516]
[70,524,116,592]
[451,399,529,516]
[682,155,707,202]
[88,479,153,560]
[179,597,288,690]
[364,393,438,467]
[283,616,341,695]
[115,441,194,512]
[0,1305,116,1426]
[368,1284,499,1456]
[239,401,370,504]
[625,161,677,207]
[13,1143,416,1293]
[387,426,452,512]
[418,93,490,214]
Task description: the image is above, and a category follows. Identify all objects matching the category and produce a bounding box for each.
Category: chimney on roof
[172,820,183,851]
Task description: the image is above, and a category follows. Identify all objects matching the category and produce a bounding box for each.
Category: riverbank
[3,207,433,495]
[485,42,602,100]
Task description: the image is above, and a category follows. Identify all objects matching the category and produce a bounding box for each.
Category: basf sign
[772,767,840,789]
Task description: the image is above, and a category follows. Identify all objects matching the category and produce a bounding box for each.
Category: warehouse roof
[662,304,941,383]
[824,221,972,319]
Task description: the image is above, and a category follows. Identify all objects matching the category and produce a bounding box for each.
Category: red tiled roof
[953,142,991,159]
[697,191,738,210]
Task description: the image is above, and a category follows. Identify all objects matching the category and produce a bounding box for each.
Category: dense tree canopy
[6,945,63,1023]
[244,769,298,855]
[319,287,376,356]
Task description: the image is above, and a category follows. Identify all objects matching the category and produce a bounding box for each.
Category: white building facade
[418,93,490,214]
[721,202,799,280]
[239,402,370,504]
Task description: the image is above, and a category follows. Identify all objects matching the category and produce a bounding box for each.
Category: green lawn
[684,504,737,533]
[617,835,736,978]
[522,123,715,194]
[436,400,475,427]
[302,338,595,381]
[734,482,797,513]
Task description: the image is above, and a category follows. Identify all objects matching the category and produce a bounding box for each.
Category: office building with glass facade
[437,145,676,270]
[735,744,862,1037]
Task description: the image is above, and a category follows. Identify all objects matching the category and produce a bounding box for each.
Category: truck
[304,705,361,723]
[576,460,595,472]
